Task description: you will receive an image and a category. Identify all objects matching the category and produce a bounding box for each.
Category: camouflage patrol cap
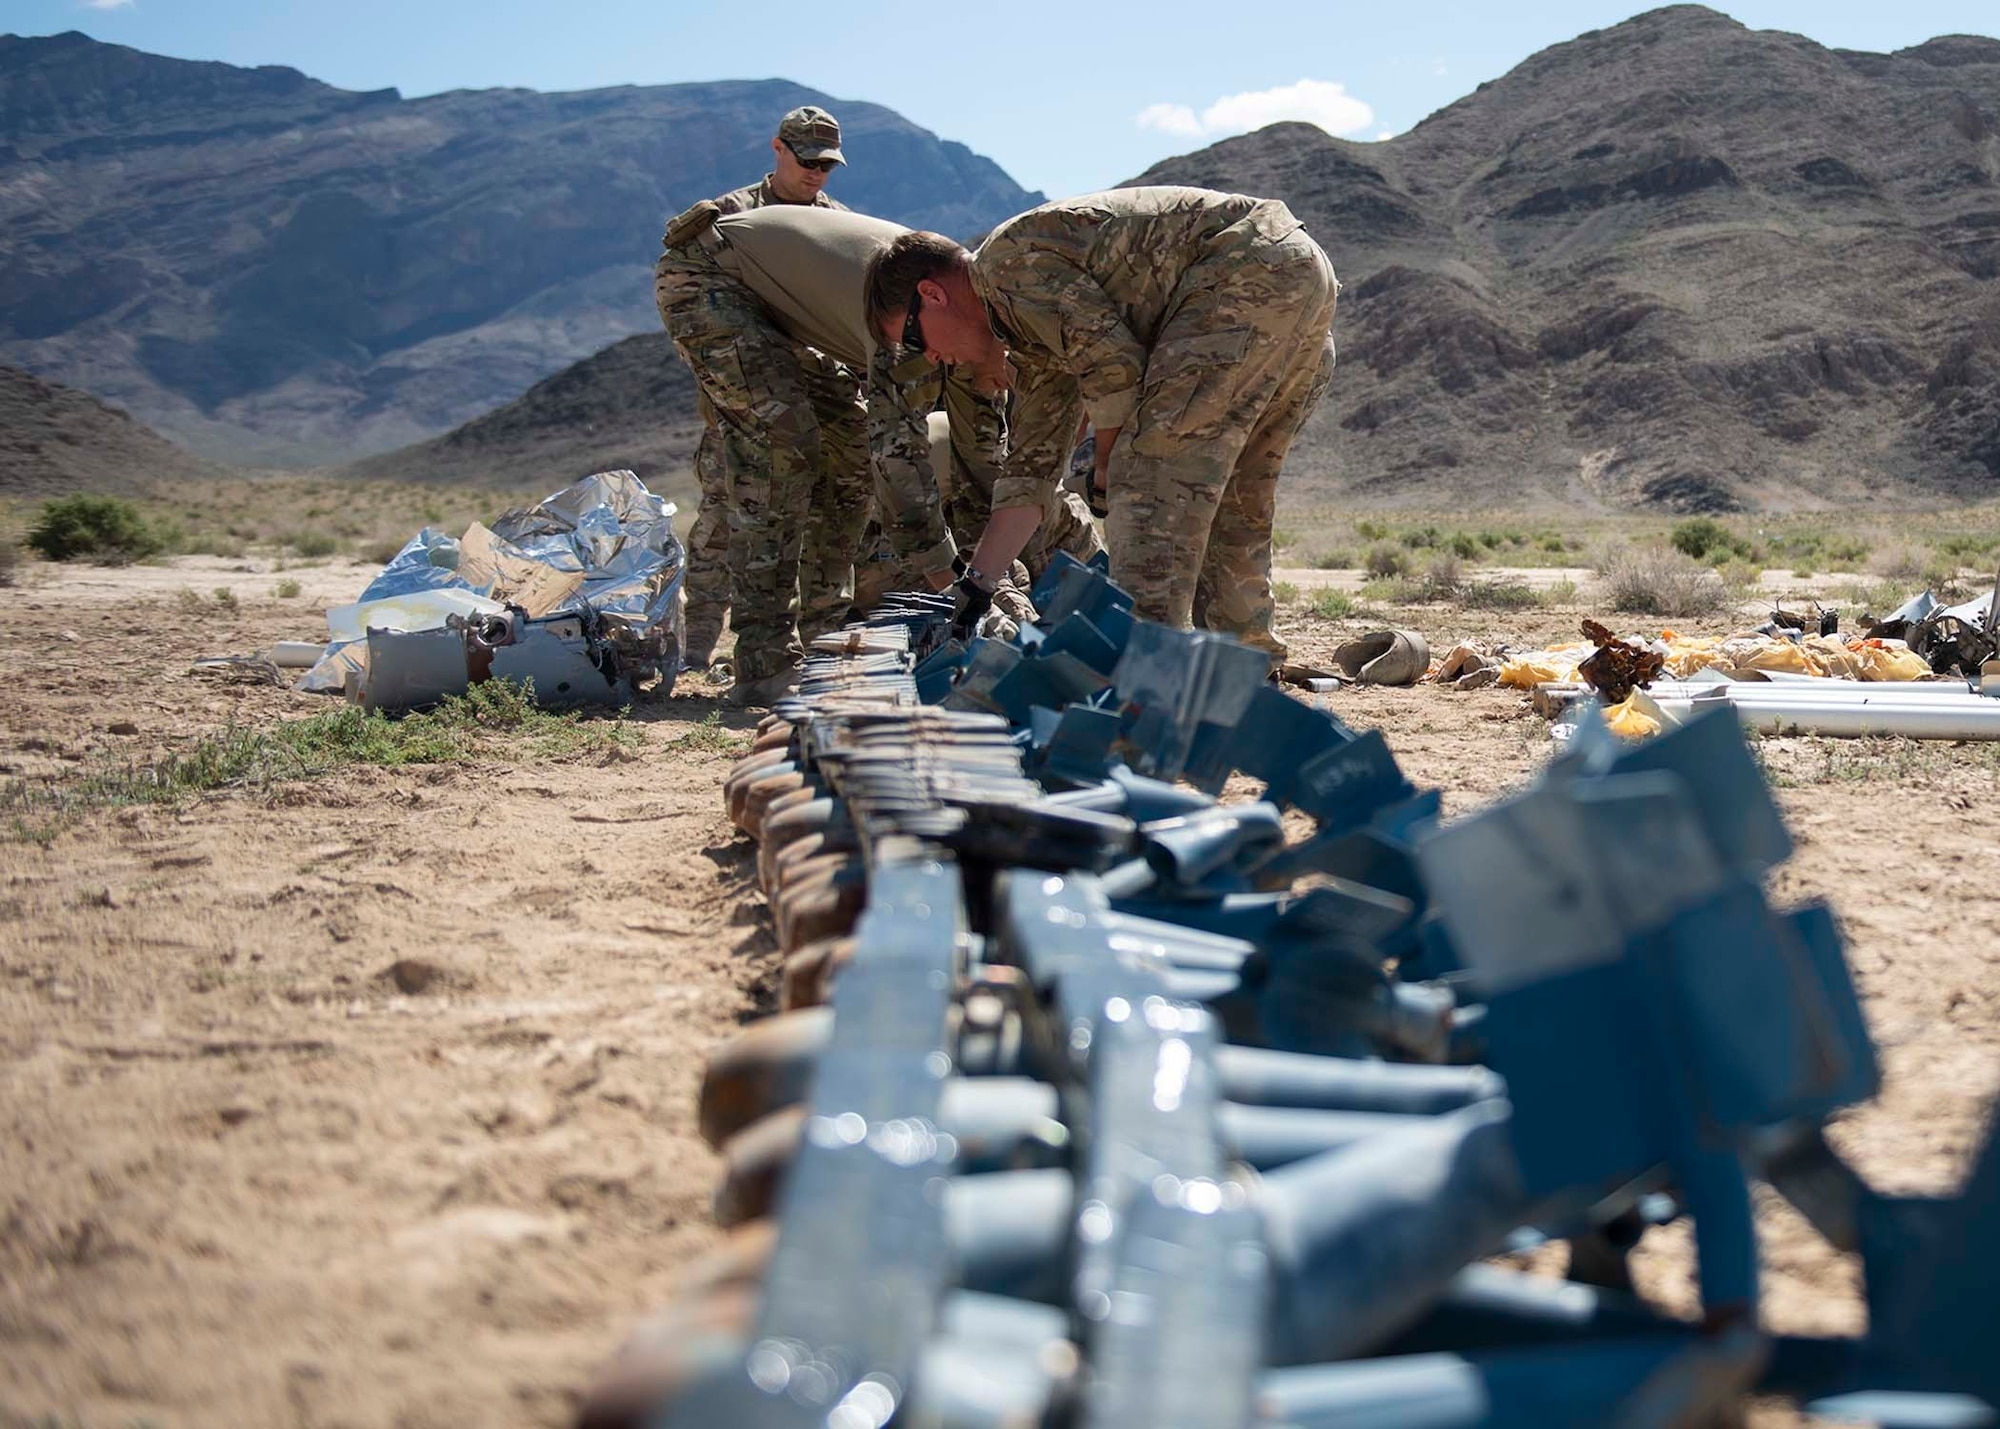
[777,105,845,165]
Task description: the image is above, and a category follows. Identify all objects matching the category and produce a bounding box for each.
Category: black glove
[949,576,994,641]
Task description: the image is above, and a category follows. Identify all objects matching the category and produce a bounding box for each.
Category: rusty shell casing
[713,1104,809,1227]
[697,1006,833,1148]
[780,935,859,1011]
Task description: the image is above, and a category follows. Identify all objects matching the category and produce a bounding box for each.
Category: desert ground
[2,524,1997,1428]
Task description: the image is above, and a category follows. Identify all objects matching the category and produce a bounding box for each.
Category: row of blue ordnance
[583,554,1996,1429]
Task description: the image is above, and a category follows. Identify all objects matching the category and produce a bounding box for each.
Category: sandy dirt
[2,561,1996,1427]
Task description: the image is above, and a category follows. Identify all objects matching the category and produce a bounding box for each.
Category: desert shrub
[1272,527,1298,551]
[1669,517,1728,560]
[1716,557,1764,592]
[360,538,405,566]
[212,587,239,612]
[181,529,246,559]
[1543,578,1580,605]
[1922,558,1972,600]
[1354,519,1390,541]
[1309,588,1359,619]
[1311,548,1354,570]
[1460,577,1541,610]
[1936,533,1999,560]
[1364,542,1410,580]
[275,578,303,599]
[1823,536,1870,570]
[1598,545,1732,617]
[1413,552,1467,600]
[1447,531,1482,560]
[1399,524,1443,550]
[1669,517,1757,564]
[286,530,340,559]
[1872,545,1927,582]
[27,495,164,564]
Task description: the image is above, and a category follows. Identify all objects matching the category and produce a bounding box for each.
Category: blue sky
[13,1,2000,198]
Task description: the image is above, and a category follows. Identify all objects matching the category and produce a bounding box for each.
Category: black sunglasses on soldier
[783,141,839,173]
[902,290,927,354]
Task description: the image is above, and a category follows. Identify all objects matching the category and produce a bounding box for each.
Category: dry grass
[0,473,557,571]
[1596,544,1734,617]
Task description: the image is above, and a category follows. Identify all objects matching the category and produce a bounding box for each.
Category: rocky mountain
[0,365,226,497]
[381,5,2000,513]
[1134,5,2000,510]
[0,32,1041,468]
[340,333,700,505]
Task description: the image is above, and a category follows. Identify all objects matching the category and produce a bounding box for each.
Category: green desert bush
[285,530,341,559]
[27,495,164,564]
[1364,542,1411,580]
[1309,588,1360,619]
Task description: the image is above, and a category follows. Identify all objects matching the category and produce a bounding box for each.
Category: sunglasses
[901,288,927,354]
[783,141,839,173]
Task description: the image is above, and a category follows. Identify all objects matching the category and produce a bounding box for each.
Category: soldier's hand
[948,577,994,641]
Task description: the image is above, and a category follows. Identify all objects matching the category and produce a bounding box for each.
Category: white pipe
[1652,697,2000,740]
[269,641,326,669]
[1683,683,1975,700]
[1540,681,1980,702]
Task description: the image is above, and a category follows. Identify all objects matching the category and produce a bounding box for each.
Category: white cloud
[1134,103,1203,139]
[1136,79,1375,143]
[81,0,136,9]
[1375,131,1398,142]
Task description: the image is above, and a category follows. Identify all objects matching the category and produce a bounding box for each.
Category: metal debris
[581,554,2000,1429]
[299,470,684,711]
[1577,618,1666,702]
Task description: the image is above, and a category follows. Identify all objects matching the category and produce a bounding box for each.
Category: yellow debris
[1499,630,1935,689]
[1602,694,1662,739]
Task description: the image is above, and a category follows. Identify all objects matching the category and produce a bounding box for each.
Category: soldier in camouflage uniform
[855,369,1105,612]
[681,106,851,669]
[864,186,1338,662]
[656,203,984,704]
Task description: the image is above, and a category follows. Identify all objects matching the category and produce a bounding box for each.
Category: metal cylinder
[1261,1099,1526,1364]
[1658,695,2000,740]
[1215,1047,1505,1114]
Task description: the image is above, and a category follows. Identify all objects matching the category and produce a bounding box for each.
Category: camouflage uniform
[860,358,1105,606]
[683,175,849,665]
[656,205,976,681]
[971,186,1338,660]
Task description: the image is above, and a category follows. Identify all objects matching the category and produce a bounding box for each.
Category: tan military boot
[720,669,800,709]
